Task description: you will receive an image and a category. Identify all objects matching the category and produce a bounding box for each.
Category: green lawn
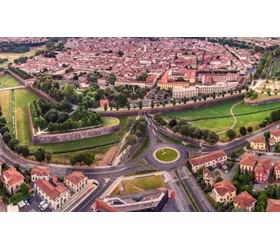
[155,148,178,162]
[15,89,40,144]
[271,58,280,76]
[0,90,12,130]
[113,175,166,194]
[0,75,21,89]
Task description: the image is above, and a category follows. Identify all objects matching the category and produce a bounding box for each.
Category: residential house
[269,129,280,146]
[239,153,257,173]
[31,166,50,182]
[203,167,221,187]
[250,136,266,151]
[34,179,70,211]
[189,150,227,173]
[254,158,272,183]
[232,191,256,212]
[212,179,237,204]
[266,199,280,212]
[2,167,25,195]
[64,171,88,193]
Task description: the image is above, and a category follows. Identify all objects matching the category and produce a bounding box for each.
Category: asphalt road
[1,113,280,212]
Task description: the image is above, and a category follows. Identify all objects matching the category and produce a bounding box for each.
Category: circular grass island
[154,147,180,164]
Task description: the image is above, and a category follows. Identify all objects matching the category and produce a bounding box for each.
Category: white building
[64,171,88,193]
[31,166,50,182]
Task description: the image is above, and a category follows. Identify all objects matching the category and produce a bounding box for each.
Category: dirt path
[217,100,243,135]
[95,145,117,166]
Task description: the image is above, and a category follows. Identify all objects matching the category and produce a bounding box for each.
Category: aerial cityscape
[2,36,280,212]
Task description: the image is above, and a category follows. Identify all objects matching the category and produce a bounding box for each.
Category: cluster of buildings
[12,38,254,92]
[0,37,48,44]
[250,129,280,151]
[227,37,280,49]
[0,165,89,211]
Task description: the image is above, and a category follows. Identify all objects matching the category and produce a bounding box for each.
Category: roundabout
[153,147,180,164]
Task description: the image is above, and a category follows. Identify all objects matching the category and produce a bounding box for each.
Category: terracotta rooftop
[3,167,24,186]
[232,191,256,209]
[34,179,68,200]
[270,129,280,137]
[240,153,257,168]
[251,136,266,144]
[266,199,280,212]
[254,158,272,173]
[65,171,87,185]
[31,166,50,177]
[190,150,226,167]
[214,179,236,197]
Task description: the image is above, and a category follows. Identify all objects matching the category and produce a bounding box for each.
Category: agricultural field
[111,175,166,195]
[0,44,46,67]
[164,99,280,142]
[271,58,280,76]
[0,74,21,89]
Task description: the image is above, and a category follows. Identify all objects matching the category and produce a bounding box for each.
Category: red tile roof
[240,153,257,167]
[266,199,280,212]
[251,136,266,144]
[3,168,24,186]
[31,166,50,177]
[65,171,87,185]
[214,180,236,197]
[232,191,256,209]
[270,129,280,138]
[254,158,272,173]
[190,150,226,167]
[274,161,280,171]
[34,179,68,200]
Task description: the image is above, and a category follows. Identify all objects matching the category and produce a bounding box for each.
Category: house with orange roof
[31,166,50,182]
[266,199,280,212]
[254,158,272,183]
[232,191,256,212]
[2,167,25,195]
[34,179,70,210]
[189,150,227,173]
[212,179,237,204]
[239,153,257,173]
[64,171,88,193]
[269,129,280,146]
[274,161,280,181]
[250,136,267,151]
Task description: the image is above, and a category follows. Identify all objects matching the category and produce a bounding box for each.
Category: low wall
[244,97,280,106]
[32,122,120,144]
[101,94,245,117]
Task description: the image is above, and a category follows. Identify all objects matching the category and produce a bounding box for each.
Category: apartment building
[64,171,88,193]
[212,180,237,204]
[250,136,267,151]
[2,167,25,195]
[31,166,50,182]
[254,158,272,183]
[232,191,256,212]
[239,153,257,173]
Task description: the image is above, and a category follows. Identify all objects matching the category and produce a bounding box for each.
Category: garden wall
[101,93,245,117]
[244,97,280,106]
[32,122,120,144]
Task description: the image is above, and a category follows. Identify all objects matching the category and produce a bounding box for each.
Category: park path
[217,100,243,135]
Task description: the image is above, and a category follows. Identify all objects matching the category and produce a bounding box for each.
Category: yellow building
[64,171,88,193]
[239,153,257,173]
[232,191,256,212]
[250,136,266,151]
[212,180,236,204]
[2,167,25,195]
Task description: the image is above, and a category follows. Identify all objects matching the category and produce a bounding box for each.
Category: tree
[138,101,143,110]
[230,151,237,159]
[151,100,154,109]
[247,126,253,133]
[104,103,108,112]
[107,73,116,85]
[21,145,30,158]
[62,83,78,103]
[172,99,176,106]
[168,119,177,128]
[83,153,94,166]
[226,129,237,140]
[2,131,11,143]
[45,151,52,163]
[264,131,270,140]
[239,127,247,136]
[20,182,30,196]
[126,135,137,146]
[34,148,46,162]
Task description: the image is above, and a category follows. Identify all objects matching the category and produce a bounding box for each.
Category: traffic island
[153,147,180,164]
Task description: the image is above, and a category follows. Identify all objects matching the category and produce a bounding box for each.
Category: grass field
[0,44,46,68]
[155,148,178,162]
[271,58,280,76]
[15,89,40,144]
[163,98,280,142]
[0,75,21,89]
[0,91,11,128]
[112,175,166,194]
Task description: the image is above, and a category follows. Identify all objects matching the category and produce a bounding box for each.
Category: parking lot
[19,195,52,212]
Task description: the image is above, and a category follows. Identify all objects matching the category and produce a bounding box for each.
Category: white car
[40,203,49,211]
[38,200,46,209]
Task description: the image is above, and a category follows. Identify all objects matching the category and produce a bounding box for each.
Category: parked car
[40,203,49,211]
[38,200,46,209]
